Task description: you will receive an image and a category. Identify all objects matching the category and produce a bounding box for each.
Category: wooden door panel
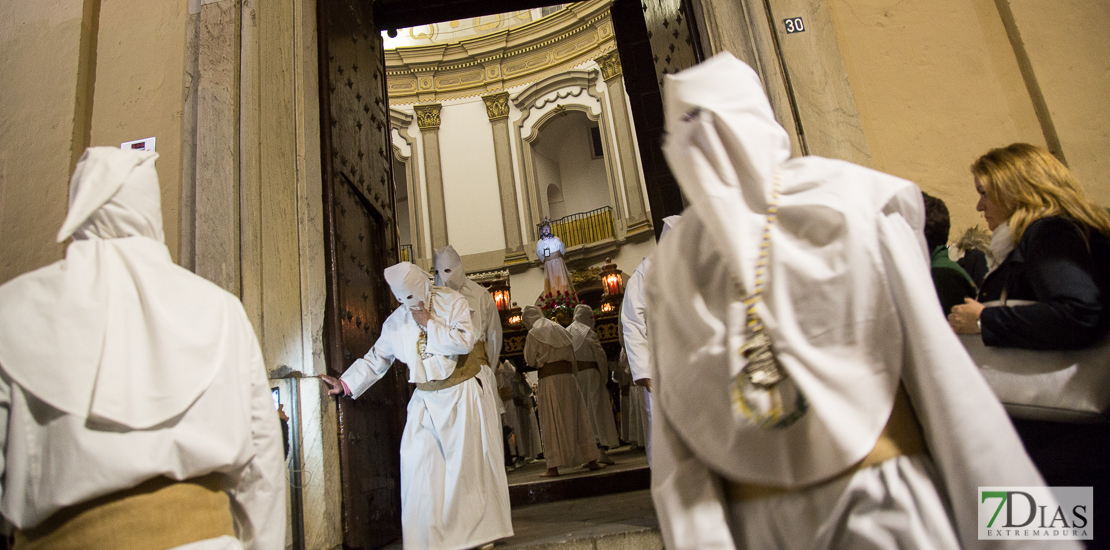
[319,0,404,547]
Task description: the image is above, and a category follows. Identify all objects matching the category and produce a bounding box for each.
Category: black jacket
[979,216,1110,349]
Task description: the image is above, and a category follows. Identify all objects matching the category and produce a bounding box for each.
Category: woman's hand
[948,298,985,334]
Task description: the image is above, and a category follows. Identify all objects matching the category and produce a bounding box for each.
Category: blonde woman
[948,143,1110,540]
[949,143,1110,349]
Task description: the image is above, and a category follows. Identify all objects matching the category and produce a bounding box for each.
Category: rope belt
[14,473,233,550]
[538,360,575,379]
[577,361,599,371]
[498,387,512,400]
[415,341,487,392]
[726,385,927,502]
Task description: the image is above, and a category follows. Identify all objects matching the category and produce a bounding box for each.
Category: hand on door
[320,374,348,396]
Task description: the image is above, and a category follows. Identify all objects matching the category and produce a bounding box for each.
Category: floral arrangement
[538,290,581,324]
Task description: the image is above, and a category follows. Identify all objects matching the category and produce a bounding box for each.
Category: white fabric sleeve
[587,330,609,381]
[342,326,396,399]
[484,295,502,367]
[877,206,1063,550]
[651,405,737,550]
[524,334,538,368]
[424,297,477,355]
[621,266,652,381]
[227,325,287,550]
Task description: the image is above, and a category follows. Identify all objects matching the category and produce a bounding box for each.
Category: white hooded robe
[341,262,512,550]
[567,305,620,448]
[523,306,599,469]
[0,147,285,550]
[648,54,1064,550]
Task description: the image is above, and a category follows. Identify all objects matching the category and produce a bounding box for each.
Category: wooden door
[318,0,407,547]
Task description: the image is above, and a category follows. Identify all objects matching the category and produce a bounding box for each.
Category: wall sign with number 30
[784,17,805,33]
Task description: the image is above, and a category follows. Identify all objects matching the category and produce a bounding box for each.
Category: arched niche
[533,110,609,222]
[512,68,630,248]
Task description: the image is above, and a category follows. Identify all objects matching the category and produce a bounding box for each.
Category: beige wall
[827,0,1046,238]
[0,0,89,283]
[89,0,187,263]
[1008,0,1110,207]
[0,0,187,284]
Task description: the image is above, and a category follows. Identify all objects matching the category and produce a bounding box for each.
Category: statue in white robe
[322,262,513,550]
[648,53,1067,550]
[0,147,285,550]
[522,306,601,476]
[567,304,620,461]
[536,220,574,297]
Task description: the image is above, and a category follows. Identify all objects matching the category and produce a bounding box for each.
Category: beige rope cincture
[729,168,808,430]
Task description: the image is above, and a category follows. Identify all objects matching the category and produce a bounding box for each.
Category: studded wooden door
[318,0,406,548]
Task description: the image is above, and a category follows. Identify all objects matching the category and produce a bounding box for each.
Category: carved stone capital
[482,92,510,121]
[414,103,442,130]
[596,50,623,81]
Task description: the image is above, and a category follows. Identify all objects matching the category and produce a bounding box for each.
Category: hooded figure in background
[648,54,1057,550]
[432,246,511,521]
[0,147,285,550]
[616,318,648,451]
[522,305,601,476]
[567,304,619,463]
[322,261,513,550]
[620,214,681,460]
[496,360,543,464]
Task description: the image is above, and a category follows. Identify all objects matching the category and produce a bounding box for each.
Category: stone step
[381,489,662,550]
[506,445,650,506]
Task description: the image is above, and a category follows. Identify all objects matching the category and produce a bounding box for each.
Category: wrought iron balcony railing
[550,206,614,249]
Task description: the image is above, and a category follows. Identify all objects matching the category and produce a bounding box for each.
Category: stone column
[597,51,650,231]
[482,92,527,265]
[415,103,448,251]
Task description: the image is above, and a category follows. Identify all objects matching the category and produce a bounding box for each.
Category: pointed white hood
[652,53,917,486]
[433,245,468,291]
[385,262,432,309]
[0,147,234,429]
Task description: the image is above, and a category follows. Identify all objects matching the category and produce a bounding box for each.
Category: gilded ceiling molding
[384,0,618,106]
[414,104,442,130]
[482,92,511,121]
[596,50,622,81]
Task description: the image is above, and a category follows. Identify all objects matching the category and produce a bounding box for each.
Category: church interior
[1,0,1107,548]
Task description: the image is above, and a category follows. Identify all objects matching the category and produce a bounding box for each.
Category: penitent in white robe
[342,287,512,550]
[649,53,1066,550]
[524,318,599,469]
[0,148,285,550]
[513,371,543,459]
[616,351,648,448]
[567,320,620,448]
[497,362,542,460]
[621,258,654,456]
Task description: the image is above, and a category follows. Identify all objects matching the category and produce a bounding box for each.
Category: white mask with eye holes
[384,262,432,311]
[433,245,467,291]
